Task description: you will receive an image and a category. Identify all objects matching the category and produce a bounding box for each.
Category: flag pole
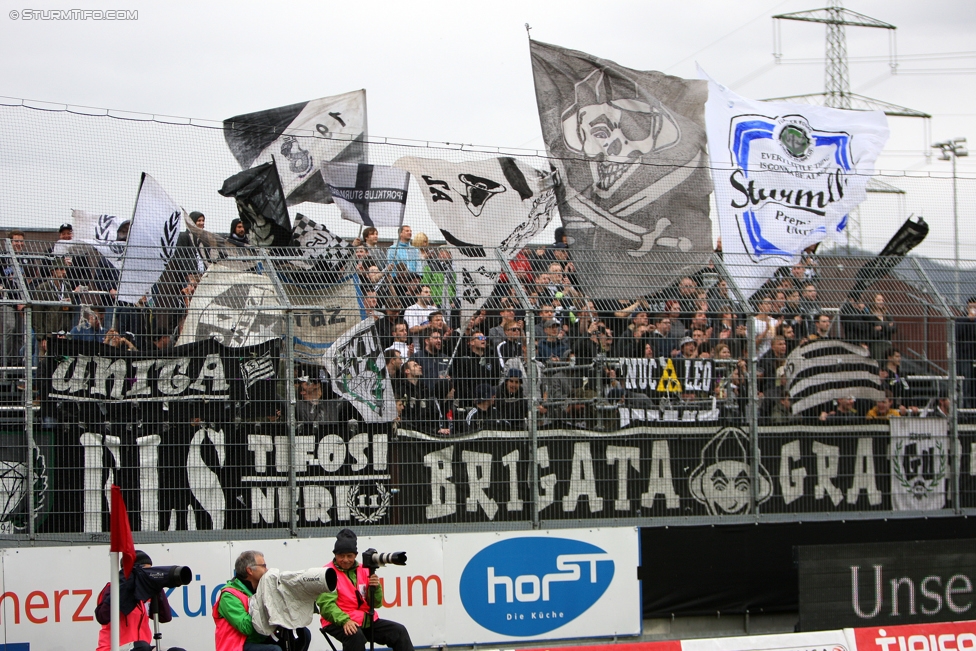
[110,551,120,651]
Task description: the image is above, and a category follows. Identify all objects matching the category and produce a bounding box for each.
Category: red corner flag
[110,485,136,578]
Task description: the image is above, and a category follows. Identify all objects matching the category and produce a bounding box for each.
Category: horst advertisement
[0,528,640,651]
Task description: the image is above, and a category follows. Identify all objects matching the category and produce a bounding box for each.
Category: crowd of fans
[0,220,961,436]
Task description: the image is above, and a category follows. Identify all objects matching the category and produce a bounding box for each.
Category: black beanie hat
[333,528,358,554]
[134,550,153,566]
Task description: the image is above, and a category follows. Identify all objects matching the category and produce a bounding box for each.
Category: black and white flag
[320,162,409,228]
[323,317,395,423]
[889,417,948,512]
[117,173,185,304]
[785,339,885,414]
[64,209,126,268]
[292,213,352,269]
[395,155,558,320]
[531,40,713,299]
[223,91,367,205]
[219,161,292,248]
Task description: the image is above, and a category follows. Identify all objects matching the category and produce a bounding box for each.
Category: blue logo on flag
[459,537,614,636]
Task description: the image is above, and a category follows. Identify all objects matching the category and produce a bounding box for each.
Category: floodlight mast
[931,138,969,305]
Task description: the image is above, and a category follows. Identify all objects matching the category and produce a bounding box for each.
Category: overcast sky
[0,0,972,258]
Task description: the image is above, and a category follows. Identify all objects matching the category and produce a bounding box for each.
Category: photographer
[94,550,173,651]
[214,550,279,651]
[317,529,414,651]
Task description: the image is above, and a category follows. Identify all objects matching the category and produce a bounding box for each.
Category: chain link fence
[0,237,974,544]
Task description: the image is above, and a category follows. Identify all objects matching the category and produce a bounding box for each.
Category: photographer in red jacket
[94,550,173,651]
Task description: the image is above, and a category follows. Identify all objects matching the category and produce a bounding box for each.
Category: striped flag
[785,339,885,414]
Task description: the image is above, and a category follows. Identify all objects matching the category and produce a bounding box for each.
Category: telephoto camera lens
[361,549,407,568]
[144,565,192,589]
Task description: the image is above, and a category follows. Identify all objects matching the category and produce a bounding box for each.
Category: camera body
[361,548,407,570]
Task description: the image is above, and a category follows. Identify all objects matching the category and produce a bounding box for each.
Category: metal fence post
[284,312,299,533]
[4,238,35,539]
[24,304,35,539]
[912,258,961,513]
[496,251,539,528]
[713,258,761,517]
[259,251,298,534]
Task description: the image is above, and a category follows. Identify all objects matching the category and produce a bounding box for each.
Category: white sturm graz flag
[117,173,185,304]
[62,209,125,267]
[223,90,367,206]
[702,71,889,297]
[531,40,713,300]
[394,156,558,321]
[324,317,395,423]
[320,162,409,228]
[784,339,884,414]
[889,417,948,512]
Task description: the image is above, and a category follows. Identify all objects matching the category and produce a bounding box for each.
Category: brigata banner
[395,423,917,523]
[0,528,638,650]
[798,539,976,630]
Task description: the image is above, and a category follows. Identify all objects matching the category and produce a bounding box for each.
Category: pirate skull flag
[395,155,558,321]
[223,90,367,206]
[530,40,713,299]
[702,71,889,297]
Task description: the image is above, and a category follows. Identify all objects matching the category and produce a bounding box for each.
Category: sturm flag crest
[702,71,889,297]
[323,317,395,423]
[531,40,713,300]
[223,91,367,206]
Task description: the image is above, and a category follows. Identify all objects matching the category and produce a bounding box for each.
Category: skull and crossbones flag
[223,90,368,206]
[530,40,713,300]
[219,160,293,248]
[117,173,186,304]
[394,155,558,321]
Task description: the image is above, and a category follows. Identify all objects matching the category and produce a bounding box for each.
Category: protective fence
[0,100,974,543]
[1,239,975,543]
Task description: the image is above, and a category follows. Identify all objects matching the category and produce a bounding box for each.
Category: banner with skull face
[395,155,558,322]
[702,73,889,297]
[530,40,713,300]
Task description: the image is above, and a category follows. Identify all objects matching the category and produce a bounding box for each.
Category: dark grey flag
[218,161,292,248]
[531,40,713,299]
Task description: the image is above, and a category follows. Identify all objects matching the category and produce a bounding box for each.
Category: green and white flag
[324,317,395,423]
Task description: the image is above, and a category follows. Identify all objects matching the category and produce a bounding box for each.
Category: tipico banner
[702,70,889,297]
